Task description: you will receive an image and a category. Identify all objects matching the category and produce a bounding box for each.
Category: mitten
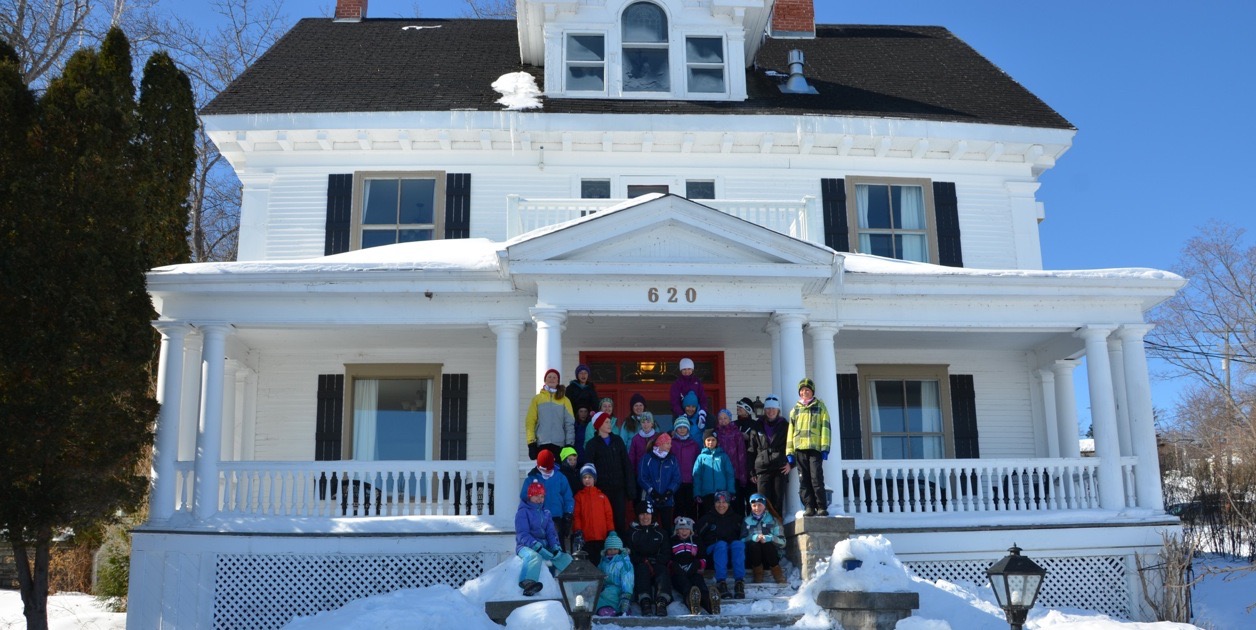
[787,455,795,465]
[530,541,543,552]
[821,451,829,461]
[528,442,540,459]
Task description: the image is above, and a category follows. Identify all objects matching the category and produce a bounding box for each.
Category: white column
[1038,369,1061,458]
[1076,326,1124,510]
[1119,324,1165,510]
[766,322,783,399]
[220,360,239,462]
[492,321,526,522]
[178,334,203,462]
[193,323,232,520]
[151,321,191,521]
[774,310,808,518]
[1052,360,1082,458]
[531,308,567,389]
[808,322,843,513]
[1108,338,1133,456]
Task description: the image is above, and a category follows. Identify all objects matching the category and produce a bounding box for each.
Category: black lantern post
[555,548,606,630]
[986,544,1047,630]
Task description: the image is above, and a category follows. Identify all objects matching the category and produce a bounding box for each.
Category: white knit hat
[679,357,695,371]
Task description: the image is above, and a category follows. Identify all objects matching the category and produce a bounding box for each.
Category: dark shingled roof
[202,18,1073,130]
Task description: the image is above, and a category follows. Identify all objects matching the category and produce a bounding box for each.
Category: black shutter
[444,173,471,239]
[440,373,469,460]
[950,374,980,458]
[933,181,963,267]
[315,374,345,460]
[821,178,849,252]
[837,373,862,460]
[325,174,353,255]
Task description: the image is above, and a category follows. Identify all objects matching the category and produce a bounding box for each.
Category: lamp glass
[560,578,601,613]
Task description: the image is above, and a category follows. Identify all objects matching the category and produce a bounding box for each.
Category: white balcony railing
[505,195,818,240]
[837,457,1139,515]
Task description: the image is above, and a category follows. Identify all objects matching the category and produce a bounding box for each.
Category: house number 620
[647,287,698,303]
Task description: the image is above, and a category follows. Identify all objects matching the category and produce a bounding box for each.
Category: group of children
[516,362,833,615]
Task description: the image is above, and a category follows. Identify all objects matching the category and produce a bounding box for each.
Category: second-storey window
[622,2,669,92]
[565,34,606,92]
[353,172,445,250]
[846,177,938,263]
[685,37,725,93]
[859,365,954,459]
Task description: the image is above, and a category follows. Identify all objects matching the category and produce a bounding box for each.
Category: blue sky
[269,1,1256,424]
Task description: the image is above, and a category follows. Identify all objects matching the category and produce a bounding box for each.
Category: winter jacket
[515,499,560,553]
[519,467,574,518]
[696,508,747,549]
[573,485,615,543]
[573,419,592,463]
[525,389,575,447]
[629,522,670,566]
[787,397,831,455]
[567,380,599,417]
[743,511,786,550]
[747,416,790,476]
[584,433,637,498]
[560,462,582,498]
[597,552,635,612]
[692,446,736,498]
[627,430,657,472]
[669,534,703,574]
[715,423,749,485]
[637,450,681,506]
[670,432,701,484]
[669,374,708,418]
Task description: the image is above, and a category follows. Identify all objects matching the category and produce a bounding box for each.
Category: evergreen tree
[137,51,195,267]
[0,27,189,630]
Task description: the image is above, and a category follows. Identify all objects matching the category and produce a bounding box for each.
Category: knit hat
[679,357,695,371]
[718,408,733,423]
[764,395,781,410]
[673,516,695,531]
[637,500,654,515]
[749,493,767,505]
[527,480,546,498]
[543,368,560,383]
[673,417,691,434]
[603,531,625,554]
[630,392,647,408]
[536,449,555,471]
[575,364,590,378]
[599,397,613,408]
[703,428,717,442]
[638,410,655,426]
[736,398,754,416]
[654,432,672,449]
[714,490,732,503]
[559,446,577,462]
[579,463,597,479]
[798,377,815,393]
[682,391,699,409]
[592,411,611,432]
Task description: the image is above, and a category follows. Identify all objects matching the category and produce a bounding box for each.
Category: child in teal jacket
[692,429,736,518]
[595,531,635,616]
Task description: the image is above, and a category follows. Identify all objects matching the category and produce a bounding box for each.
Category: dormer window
[565,35,606,92]
[622,2,669,93]
[685,37,725,93]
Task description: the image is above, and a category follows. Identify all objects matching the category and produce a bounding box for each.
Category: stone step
[591,611,805,628]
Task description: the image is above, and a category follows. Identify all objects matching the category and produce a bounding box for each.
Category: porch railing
[838,457,1139,515]
[212,461,497,517]
[505,195,818,240]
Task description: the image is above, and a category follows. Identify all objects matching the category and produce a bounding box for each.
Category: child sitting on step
[516,480,573,596]
[743,493,787,585]
[595,532,634,617]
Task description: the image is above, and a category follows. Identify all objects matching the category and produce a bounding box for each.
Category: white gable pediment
[506,194,836,281]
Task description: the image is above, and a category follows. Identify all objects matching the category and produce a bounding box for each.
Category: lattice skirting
[906,555,1130,619]
[214,552,494,630]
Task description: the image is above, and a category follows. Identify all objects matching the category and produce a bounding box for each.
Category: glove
[619,596,631,615]
[528,442,540,459]
[787,455,795,465]
[822,451,829,461]
[530,541,543,552]
[538,547,556,561]
[696,410,707,429]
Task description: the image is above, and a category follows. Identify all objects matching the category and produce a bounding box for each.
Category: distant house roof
[202,18,1073,130]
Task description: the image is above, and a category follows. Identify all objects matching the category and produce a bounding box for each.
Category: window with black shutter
[821,178,849,252]
[444,173,471,239]
[949,374,980,458]
[314,374,345,460]
[324,175,353,255]
[933,182,963,267]
[836,373,862,460]
[440,373,469,460]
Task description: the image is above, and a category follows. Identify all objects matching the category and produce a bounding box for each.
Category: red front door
[580,351,723,433]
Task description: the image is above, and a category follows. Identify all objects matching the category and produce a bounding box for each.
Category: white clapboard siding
[954,180,1019,269]
[264,172,332,260]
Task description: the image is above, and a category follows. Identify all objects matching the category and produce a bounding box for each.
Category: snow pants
[707,539,746,581]
[518,546,573,583]
[633,559,672,604]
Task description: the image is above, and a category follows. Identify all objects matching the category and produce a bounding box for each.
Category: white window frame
[563,32,608,94]
[845,176,939,264]
[351,171,446,251]
[684,36,727,95]
[857,364,954,460]
[342,364,443,461]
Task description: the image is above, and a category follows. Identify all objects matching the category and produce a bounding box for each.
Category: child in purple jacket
[670,417,701,521]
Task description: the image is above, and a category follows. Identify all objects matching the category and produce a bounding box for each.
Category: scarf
[545,386,557,393]
[652,447,669,459]
[639,428,656,439]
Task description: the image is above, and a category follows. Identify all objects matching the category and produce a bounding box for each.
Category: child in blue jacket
[516,480,574,596]
[692,429,736,518]
[595,531,635,617]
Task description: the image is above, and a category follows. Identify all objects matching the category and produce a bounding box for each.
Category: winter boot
[688,586,702,615]
[655,597,670,617]
[816,507,830,516]
[803,507,817,517]
[638,596,653,617]
[771,565,787,585]
[752,566,764,583]
[734,579,745,600]
[519,579,542,596]
[716,579,731,599]
[709,585,721,615]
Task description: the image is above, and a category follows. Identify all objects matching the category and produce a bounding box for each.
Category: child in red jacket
[573,463,616,559]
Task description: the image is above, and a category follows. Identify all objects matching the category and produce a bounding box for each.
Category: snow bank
[841,253,1181,282]
[460,555,563,603]
[492,72,543,110]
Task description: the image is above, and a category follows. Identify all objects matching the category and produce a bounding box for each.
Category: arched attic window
[622,2,669,92]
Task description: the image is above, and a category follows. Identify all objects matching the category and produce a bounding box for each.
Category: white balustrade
[838,458,1118,515]
[215,461,498,518]
[174,461,195,514]
[505,196,814,239]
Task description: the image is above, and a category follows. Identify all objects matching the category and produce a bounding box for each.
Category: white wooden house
[127,1,1186,627]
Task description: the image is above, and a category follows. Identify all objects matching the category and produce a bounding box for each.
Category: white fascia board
[835,296,1150,331]
[508,261,832,279]
[152,292,535,326]
[842,269,1184,306]
[147,270,512,295]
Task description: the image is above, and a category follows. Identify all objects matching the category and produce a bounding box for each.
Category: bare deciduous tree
[1,0,164,87]
[461,0,514,19]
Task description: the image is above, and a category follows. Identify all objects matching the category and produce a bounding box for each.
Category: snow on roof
[841,253,1183,282]
[491,72,542,110]
[151,238,503,275]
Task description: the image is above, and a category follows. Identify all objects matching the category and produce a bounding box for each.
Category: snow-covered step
[591,611,805,628]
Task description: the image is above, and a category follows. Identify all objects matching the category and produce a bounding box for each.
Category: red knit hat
[543,368,560,383]
[536,449,555,471]
[527,480,545,498]
[592,411,610,432]
[654,432,672,449]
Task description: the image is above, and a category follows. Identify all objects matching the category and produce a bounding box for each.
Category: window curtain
[898,186,927,261]
[856,184,874,254]
[352,379,380,460]
[868,379,886,459]
[919,380,944,458]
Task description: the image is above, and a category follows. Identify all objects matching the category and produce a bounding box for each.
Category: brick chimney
[770,0,815,38]
[334,0,368,22]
